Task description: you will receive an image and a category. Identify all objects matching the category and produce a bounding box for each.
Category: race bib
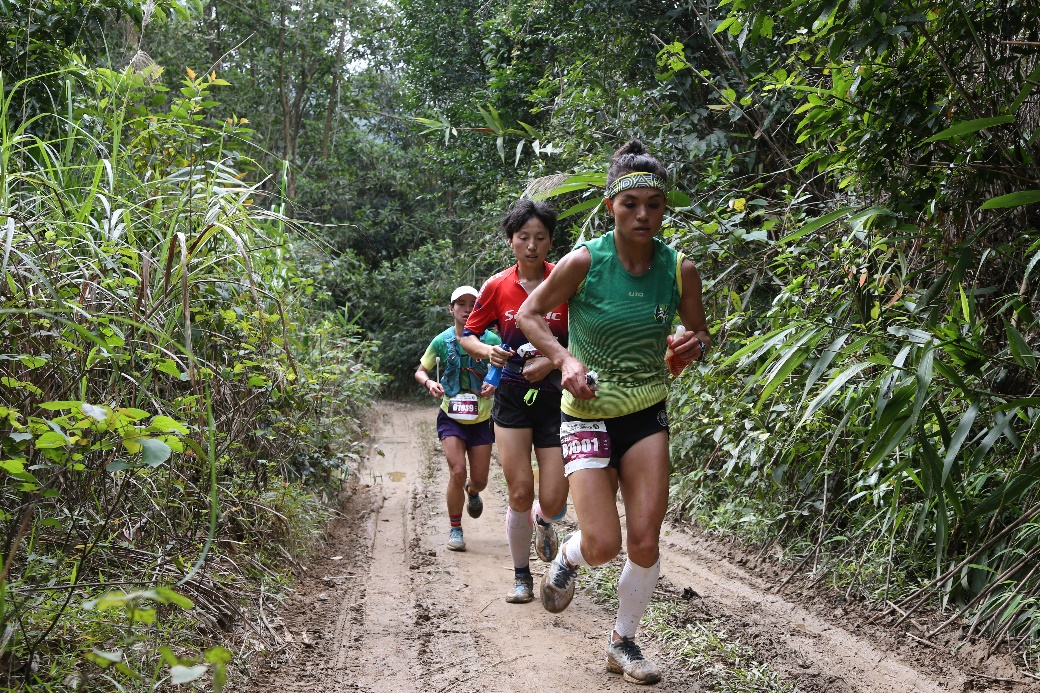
[560,420,612,475]
[446,393,479,421]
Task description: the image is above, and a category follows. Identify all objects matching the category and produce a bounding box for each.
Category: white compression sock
[505,507,533,569]
[562,531,590,568]
[613,557,661,639]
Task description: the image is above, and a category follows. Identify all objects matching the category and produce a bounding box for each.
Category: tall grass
[0,62,383,688]
[666,189,1040,656]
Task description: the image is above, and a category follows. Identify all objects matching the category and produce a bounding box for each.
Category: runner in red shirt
[461,199,569,604]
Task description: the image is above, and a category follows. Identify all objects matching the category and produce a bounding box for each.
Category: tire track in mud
[245,402,999,693]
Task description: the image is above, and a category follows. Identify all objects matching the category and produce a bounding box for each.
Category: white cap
[450,285,479,303]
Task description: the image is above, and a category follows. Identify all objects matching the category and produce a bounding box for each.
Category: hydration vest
[439,328,491,397]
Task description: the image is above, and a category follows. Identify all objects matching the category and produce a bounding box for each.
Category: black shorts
[560,400,668,475]
[491,381,562,449]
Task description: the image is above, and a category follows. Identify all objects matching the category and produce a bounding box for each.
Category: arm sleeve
[463,277,498,337]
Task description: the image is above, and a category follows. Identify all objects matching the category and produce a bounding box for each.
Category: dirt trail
[245,403,1007,692]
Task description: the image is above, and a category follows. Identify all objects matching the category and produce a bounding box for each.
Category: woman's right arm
[414,364,444,398]
[459,334,509,364]
[517,247,594,399]
[460,282,511,366]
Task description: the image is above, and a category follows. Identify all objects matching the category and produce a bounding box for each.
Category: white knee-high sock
[613,557,660,639]
[562,531,591,568]
[505,507,532,569]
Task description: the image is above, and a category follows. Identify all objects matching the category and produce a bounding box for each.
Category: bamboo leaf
[981,190,1040,210]
[863,412,914,470]
[557,198,602,220]
[920,115,1014,144]
[755,345,811,411]
[942,402,979,485]
[1005,321,1038,371]
[170,664,208,684]
[798,361,872,425]
[969,412,1015,469]
[535,182,591,199]
[1009,65,1040,115]
[800,332,850,402]
[719,326,799,369]
[776,206,855,246]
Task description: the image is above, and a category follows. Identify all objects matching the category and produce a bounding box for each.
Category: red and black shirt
[463,262,568,391]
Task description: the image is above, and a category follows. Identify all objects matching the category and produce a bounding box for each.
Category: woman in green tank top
[516,140,710,685]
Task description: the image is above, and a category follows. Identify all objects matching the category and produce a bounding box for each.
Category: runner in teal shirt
[415,286,499,552]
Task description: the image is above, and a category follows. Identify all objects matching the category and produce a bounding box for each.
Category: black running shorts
[560,399,668,473]
[491,381,563,449]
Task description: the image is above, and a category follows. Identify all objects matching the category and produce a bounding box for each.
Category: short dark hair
[606,140,668,192]
[500,199,557,240]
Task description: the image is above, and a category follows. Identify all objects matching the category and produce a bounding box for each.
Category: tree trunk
[322,0,353,158]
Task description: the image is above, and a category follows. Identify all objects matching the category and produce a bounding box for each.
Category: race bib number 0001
[559,420,612,468]
[446,393,479,421]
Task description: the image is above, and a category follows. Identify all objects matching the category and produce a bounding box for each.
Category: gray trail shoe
[534,517,559,563]
[465,482,483,519]
[504,572,534,603]
[447,526,466,551]
[540,554,578,613]
[606,635,661,685]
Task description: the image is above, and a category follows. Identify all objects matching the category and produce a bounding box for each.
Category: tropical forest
[2,0,1040,690]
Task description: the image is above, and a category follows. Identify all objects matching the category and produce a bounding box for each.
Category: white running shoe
[606,634,661,685]
[447,526,466,551]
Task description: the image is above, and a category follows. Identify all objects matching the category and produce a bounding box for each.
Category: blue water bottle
[484,343,511,386]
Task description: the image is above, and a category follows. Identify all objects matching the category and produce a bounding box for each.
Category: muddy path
[243,403,1020,692]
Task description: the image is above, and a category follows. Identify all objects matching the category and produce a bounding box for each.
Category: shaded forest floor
[235,403,1032,692]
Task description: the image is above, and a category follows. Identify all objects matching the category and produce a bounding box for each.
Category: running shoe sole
[540,558,577,613]
[534,519,559,563]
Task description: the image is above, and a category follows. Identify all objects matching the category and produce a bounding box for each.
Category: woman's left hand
[480,381,496,398]
[669,330,703,359]
[520,356,554,383]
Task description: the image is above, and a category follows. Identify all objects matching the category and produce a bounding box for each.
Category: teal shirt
[421,328,501,422]
[564,232,682,419]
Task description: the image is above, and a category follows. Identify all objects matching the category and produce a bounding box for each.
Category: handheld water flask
[665,325,692,376]
[483,344,511,386]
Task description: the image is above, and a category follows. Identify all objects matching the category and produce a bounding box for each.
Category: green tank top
[564,231,683,419]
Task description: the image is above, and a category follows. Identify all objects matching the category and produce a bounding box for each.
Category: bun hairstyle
[500,198,558,240]
[606,139,669,191]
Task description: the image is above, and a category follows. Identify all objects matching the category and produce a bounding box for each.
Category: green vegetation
[1,3,383,687]
[4,0,1040,687]
[583,566,797,692]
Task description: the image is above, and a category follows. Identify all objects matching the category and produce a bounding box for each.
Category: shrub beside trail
[0,64,384,689]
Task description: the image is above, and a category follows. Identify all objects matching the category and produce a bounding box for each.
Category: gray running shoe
[534,517,559,563]
[540,554,578,613]
[447,526,466,551]
[504,573,534,603]
[606,635,661,685]
[465,483,483,519]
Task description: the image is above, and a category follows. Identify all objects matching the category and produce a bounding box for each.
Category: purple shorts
[436,410,495,448]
